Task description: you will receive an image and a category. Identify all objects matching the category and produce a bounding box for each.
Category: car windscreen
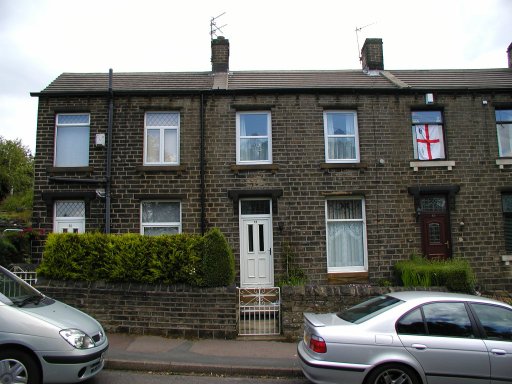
[337,295,403,324]
[0,268,43,306]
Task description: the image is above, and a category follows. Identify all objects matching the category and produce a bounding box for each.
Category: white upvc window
[141,201,181,235]
[411,110,446,160]
[324,111,359,163]
[55,113,90,167]
[497,109,512,157]
[325,198,368,272]
[236,111,272,164]
[144,112,180,165]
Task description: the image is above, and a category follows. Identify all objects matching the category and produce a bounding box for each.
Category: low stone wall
[36,280,238,339]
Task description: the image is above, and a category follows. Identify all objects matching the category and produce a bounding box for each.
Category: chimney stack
[361,38,384,71]
[211,36,229,72]
[508,42,512,69]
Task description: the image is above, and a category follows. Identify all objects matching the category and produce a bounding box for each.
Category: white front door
[54,200,85,234]
[240,214,273,287]
[55,219,84,234]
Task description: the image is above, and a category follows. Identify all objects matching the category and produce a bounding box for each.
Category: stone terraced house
[31,37,512,291]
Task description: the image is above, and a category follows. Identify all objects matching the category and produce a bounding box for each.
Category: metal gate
[238,287,280,336]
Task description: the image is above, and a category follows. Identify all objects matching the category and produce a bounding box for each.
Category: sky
[1,0,511,155]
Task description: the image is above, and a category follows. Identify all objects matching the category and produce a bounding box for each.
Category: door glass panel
[420,196,446,213]
[429,223,441,244]
[259,224,265,252]
[248,224,254,252]
[241,200,270,215]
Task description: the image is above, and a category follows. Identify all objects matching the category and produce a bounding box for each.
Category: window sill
[320,162,367,170]
[47,166,94,175]
[327,271,369,284]
[231,164,279,174]
[410,160,455,171]
[136,165,186,175]
[496,159,512,169]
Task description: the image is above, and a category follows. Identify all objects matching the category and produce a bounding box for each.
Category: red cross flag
[415,124,444,160]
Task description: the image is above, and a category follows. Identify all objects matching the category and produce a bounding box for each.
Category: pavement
[105,333,304,378]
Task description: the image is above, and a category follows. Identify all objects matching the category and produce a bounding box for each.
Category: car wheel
[0,350,41,384]
[365,364,420,384]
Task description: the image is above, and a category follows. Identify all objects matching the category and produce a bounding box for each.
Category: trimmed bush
[37,229,234,287]
[394,256,476,293]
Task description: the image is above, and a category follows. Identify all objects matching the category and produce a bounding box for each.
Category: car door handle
[411,344,427,350]
[491,349,507,356]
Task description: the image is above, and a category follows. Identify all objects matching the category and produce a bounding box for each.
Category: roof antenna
[210,12,227,39]
[355,22,377,61]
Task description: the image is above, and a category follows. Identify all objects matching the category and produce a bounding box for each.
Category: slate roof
[36,68,512,95]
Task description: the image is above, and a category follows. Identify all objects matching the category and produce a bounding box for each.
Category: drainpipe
[105,69,113,234]
[200,93,206,235]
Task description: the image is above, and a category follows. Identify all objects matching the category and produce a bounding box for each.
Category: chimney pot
[361,38,384,71]
[211,36,230,73]
[508,42,512,69]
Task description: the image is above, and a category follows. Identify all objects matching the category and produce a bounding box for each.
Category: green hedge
[394,256,476,293]
[37,228,235,287]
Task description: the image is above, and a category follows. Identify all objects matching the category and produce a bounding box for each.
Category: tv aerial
[355,22,376,61]
[210,12,227,39]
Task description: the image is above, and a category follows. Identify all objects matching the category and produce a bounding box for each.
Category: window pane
[497,123,512,157]
[248,225,254,252]
[259,224,265,252]
[144,227,179,236]
[240,114,268,136]
[326,113,355,135]
[423,302,474,338]
[164,129,178,162]
[55,125,89,167]
[241,200,271,215]
[327,221,364,267]
[328,137,356,160]
[142,202,180,223]
[146,129,160,163]
[338,295,402,324]
[420,196,446,213]
[502,195,512,212]
[471,304,512,341]
[328,200,362,220]
[413,124,445,160]
[146,112,179,127]
[397,309,427,335]
[412,111,443,124]
[240,138,268,161]
[496,110,512,122]
[55,201,85,218]
[57,114,89,125]
[428,223,441,243]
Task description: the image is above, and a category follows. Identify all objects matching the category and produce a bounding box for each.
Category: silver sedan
[298,291,512,384]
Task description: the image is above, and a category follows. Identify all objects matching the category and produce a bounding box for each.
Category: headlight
[60,329,95,349]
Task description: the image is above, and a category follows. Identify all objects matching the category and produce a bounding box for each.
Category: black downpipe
[200,93,206,235]
[105,69,114,234]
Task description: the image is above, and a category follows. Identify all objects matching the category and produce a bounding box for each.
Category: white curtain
[328,222,364,267]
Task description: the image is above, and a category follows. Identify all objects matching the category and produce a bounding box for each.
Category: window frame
[323,111,360,163]
[236,111,272,165]
[411,110,446,161]
[54,113,90,167]
[496,109,512,158]
[140,200,182,235]
[325,197,368,273]
[143,111,180,166]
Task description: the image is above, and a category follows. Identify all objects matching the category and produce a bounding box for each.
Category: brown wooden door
[420,213,451,260]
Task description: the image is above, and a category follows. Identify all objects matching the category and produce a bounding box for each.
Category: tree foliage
[0,136,34,202]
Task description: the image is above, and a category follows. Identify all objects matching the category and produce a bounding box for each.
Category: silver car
[0,265,108,384]
[298,291,512,384]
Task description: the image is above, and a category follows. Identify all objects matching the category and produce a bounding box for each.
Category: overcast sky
[1,0,511,154]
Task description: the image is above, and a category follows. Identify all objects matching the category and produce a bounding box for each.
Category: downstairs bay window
[326,198,368,272]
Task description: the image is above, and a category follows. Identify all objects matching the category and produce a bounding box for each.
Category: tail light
[309,334,327,353]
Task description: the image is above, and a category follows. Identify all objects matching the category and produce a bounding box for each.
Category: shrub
[394,255,476,293]
[37,229,234,287]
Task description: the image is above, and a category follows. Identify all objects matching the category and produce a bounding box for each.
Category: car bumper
[40,343,108,383]
[297,341,368,384]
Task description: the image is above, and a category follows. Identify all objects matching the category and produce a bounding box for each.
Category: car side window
[471,303,512,341]
[423,302,475,338]
[397,308,427,335]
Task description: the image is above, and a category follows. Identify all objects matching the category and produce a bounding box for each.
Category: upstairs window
[324,111,359,163]
[141,201,181,235]
[236,112,272,164]
[412,111,445,160]
[144,112,180,165]
[55,114,90,167]
[496,109,512,157]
